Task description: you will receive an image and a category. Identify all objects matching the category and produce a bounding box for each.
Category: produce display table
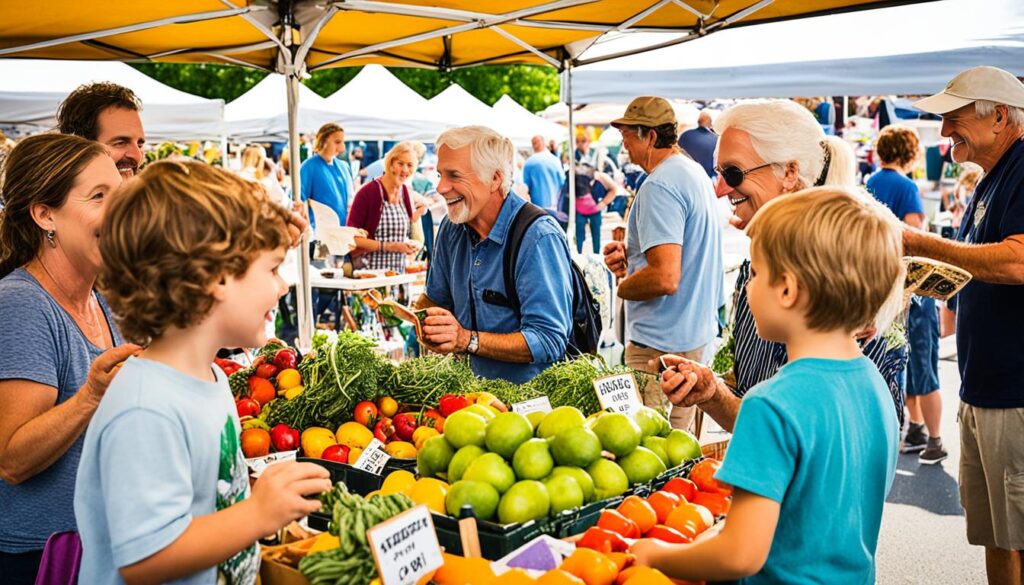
[309,270,421,291]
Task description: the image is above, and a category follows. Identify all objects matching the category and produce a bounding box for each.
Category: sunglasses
[715,162,773,188]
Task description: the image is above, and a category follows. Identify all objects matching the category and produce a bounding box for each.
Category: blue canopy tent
[571,0,1024,102]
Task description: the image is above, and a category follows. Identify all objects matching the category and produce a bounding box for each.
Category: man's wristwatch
[466,330,480,355]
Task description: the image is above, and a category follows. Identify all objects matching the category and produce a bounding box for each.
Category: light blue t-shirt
[364,158,385,181]
[300,154,354,228]
[0,269,123,553]
[522,151,564,211]
[625,153,723,352]
[716,357,899,585]
[75,357,258,585]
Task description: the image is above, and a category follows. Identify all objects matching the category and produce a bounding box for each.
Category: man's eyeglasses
[715,162,773,188]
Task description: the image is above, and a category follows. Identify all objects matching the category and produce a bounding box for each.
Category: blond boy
[75,161,331,585]
[640,187,903,583]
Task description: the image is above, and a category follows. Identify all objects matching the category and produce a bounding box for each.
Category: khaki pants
[625,342,707,433]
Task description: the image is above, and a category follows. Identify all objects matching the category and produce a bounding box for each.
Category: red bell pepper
[576,527,631,554]
[645,524,693,544]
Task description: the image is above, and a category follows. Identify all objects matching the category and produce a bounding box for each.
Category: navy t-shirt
[866,169,924,221]
[956,138,1024,407]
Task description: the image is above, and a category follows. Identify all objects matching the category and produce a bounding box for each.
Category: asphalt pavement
[875,336,987,584]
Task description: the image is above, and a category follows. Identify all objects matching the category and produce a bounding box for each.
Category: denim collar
[461,194,523,246]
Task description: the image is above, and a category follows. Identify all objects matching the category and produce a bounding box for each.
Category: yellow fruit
[336,422,374,449]
[284,385,304,400]
[381,470,417,495]
[276,368,302,390]
[308,533,340,554]
[365,490,381,499]
[408,477,449,514]
[413,427,440,450]
[475,392,498,405]
[300,427,336,459]
[348,447,363,462]
[385,441,417,459]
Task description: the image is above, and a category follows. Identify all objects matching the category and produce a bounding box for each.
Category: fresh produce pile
[299,482,415,585]
[415,404,704,525]
[519,358,652,416]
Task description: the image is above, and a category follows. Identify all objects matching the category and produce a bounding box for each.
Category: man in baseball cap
[906,66,1024,583]
[602,96,723,432]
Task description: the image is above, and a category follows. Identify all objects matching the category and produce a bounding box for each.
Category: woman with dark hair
[0,134,140,584]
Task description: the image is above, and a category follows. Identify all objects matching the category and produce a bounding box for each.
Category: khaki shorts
[959,401,1024,550]
[624,342,707,433]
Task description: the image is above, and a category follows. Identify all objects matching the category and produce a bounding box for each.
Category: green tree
[133,63,561,112]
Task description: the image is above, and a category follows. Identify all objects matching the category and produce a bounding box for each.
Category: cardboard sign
[353,438,391,475]
[593,373,643,416]
[245,449,297,479]
[511,396,552,416]
[367,505,444,585]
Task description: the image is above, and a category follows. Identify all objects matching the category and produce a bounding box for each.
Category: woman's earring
[46,230,57,248]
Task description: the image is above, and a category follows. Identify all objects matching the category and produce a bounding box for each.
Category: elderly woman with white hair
[659,100,907,430]
[347,140,423,272]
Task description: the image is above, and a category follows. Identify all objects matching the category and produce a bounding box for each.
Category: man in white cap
[602,96,723,431]
[907,66,1024,584]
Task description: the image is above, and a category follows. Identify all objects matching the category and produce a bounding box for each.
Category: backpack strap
[503,202,548,319]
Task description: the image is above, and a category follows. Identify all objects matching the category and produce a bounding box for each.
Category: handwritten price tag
[593,373,643,416]
[368,505,444,585]
[511,396,552,416]
[244,450,297,479]
[353,438,391,475]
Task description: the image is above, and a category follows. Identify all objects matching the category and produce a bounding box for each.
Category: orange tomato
[247,377,276,406]
[433,553,496,585]
[493,568,536,585]
[646,491,682,524]
[661,477,698,502]
[615,566,640,585]
[537,569,585,585]
[276,368,302,390]
[377,396,399,418]
[605,552,635,572]
[688,459,732,496]
[620,566,674,585]
[560,548,618,585]
[691,491,731,517]
[240,428,271,458]
[616,496,657,535]
[665,506,703,539]
[597,509,640,539]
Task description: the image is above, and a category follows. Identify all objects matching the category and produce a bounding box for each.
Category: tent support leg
[564,61,576,253]
[287,72,314,352]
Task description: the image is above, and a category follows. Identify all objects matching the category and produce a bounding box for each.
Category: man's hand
[655,355,718,407]
[603,241,628,279]
[421,307,470,354]
[287,201,310,248]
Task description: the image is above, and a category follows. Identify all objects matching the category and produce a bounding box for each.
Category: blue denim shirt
[425,195,573,383]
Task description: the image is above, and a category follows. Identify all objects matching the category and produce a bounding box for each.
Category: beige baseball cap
[610,96,677,128]
[915,66,1024,114]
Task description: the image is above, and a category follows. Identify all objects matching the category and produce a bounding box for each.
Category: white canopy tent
[539,100,701,127]
[492,94,568,143]
[225,73,426,142]
[0,59,224,140]
[571,0,1024,101]
[322,65,446,140]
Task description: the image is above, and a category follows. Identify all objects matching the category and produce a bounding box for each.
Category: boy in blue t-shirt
[637,187,902,584]
[76,161,331,585]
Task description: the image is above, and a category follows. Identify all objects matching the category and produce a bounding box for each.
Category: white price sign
[353,438,391,475]
[511,396,552,416]
[593,373,643,416]
[244,450,297,479]
[368,505,444,585]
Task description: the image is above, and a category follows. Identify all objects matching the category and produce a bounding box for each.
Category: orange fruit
[688,459,732,496]
[647,491,681,524]
[240,428,271,458]
[616,496,657,535]
[665,502,712,538]
[377,396,399,417]
[691,491,731,517]
[605,552,635,572]
[493,568,537,584]
[248,377,276,406]
[335,422,373,449]
[560,548,618,585]
[537,569,585,585]
[300,427,337,459]
[433,552,496,585]
[407,478,449,514]
[620,567,674,585]
[385,440,417,459]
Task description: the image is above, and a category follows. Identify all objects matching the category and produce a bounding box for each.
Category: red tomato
[353,400,379,427]
[270,424,300,452]
[247,377,276,406]
[393,413,419,442]
[255,363,279,379]
[272,348,298,370]
[662,478,699,502]
[321,444,351,463]
[616,496,657,535]
[645,524,693,544]
[236,398,260,419]
[689,459,732,496]
[646,490,681,524]
[596,509,640,539]
[692,491,731,517]
[438,394,469,417]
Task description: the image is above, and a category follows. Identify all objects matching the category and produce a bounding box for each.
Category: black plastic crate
[300,457,386,531]
[431,512,561,561]
[554,495,624,538]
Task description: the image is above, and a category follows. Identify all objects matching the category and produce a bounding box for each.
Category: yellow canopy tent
[0,0,938,349]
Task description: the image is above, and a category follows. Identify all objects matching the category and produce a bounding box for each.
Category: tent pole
[287,72,314,353]
[565,61,576,253]
[221,135,229,168]
[842,95,849,136]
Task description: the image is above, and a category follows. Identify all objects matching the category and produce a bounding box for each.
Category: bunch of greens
[382,354,476,406]
[267,332,391,430]
[526,356,652,415]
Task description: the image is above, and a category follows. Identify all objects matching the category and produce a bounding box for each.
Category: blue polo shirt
[678,126,718,178]
[956,138,1024,408]
[300,154,353,227]
[425,195,573,383]
[866,169,923,221]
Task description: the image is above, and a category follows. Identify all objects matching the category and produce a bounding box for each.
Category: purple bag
[33,531,81,585]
